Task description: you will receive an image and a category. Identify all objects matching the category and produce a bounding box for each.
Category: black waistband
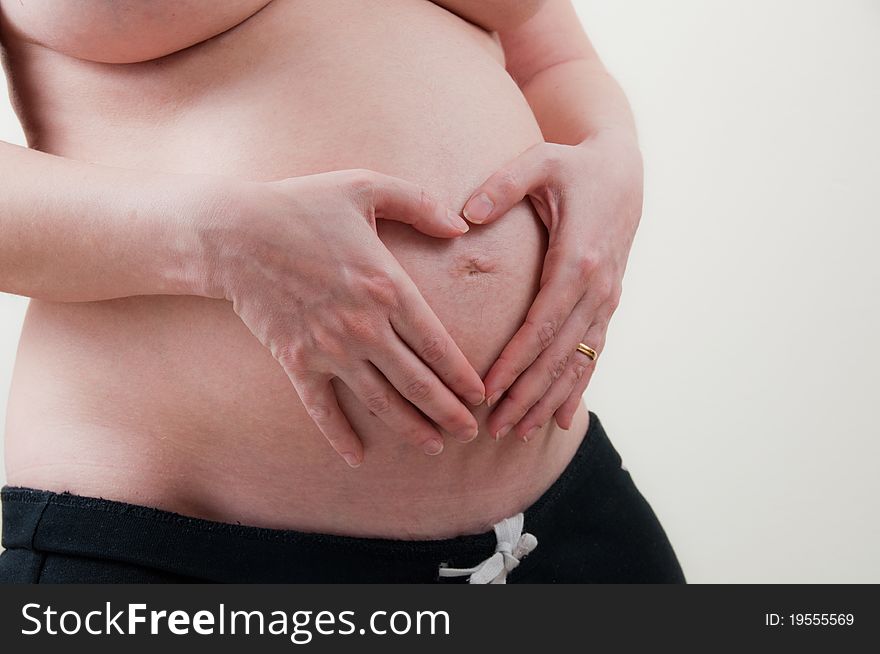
[2,411,613,582]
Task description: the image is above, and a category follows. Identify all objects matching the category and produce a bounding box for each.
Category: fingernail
[446,210,469,233]
[495,423,513,440]
[423,438,444,455]
[455,426,479,443]
[462,193,494,224]
[342,452,362,468]
[486,391,503,407]
[466,391,485,406]
[523,426,541,443]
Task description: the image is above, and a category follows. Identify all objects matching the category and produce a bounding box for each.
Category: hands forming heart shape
[207,130,642,468]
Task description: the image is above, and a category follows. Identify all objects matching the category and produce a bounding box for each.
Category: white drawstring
[438,513,538,584]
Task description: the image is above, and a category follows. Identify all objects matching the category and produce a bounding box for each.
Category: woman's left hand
[461,131,644,441]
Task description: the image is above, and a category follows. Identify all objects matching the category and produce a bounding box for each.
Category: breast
[4,0,560,537]
[0,0,274,64]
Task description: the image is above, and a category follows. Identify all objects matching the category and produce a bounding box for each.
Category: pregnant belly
[4,0,589,538]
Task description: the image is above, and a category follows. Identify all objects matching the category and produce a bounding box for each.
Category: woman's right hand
[195,169,485,467]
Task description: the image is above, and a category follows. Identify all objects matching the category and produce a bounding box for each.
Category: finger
[390,276,486,407]
[340,362,448,456]
[370,334,480,444]
[365,170,470,238]
[290,372,365,468]
[518,320,607,440]
[483,250,587,407]
[461,143,556,225]
[486,296,596,439]
[554,366,595,431]
[554,325,607,429]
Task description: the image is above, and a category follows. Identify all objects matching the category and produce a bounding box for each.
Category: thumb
[367,171,470,238]
[462,143,553,225]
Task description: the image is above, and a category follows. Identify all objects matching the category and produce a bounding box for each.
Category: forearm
[0,140,212,302]
[498,0,638,146]
[517,59,636,146]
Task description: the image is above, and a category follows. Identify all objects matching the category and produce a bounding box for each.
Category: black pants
[0,412,685,583]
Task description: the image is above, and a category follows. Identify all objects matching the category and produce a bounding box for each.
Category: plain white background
[1,0,878,582]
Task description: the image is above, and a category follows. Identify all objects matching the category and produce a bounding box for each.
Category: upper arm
[495,0,601,88]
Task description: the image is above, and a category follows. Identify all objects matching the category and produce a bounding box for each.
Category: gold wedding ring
[576,343,598,361]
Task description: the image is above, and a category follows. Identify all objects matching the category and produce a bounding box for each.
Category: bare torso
[1,0,589,539]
